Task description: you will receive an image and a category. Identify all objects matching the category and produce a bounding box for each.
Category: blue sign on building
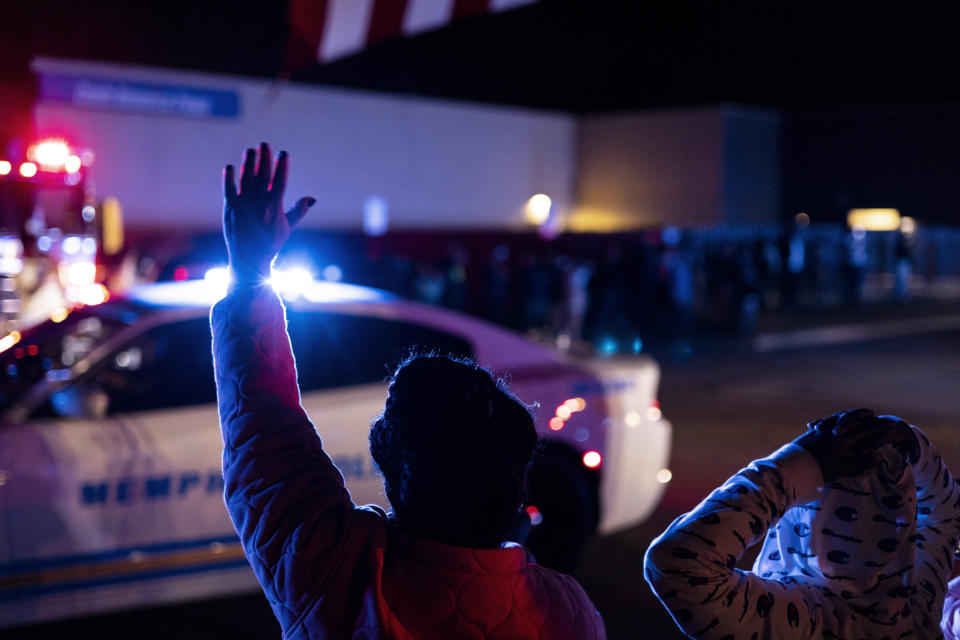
[38,73,241,119]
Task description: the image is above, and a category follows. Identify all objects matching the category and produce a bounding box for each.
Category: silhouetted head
[369,354,538,548]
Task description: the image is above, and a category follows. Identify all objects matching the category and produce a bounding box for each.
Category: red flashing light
[548,417,565,431]
[27,345,39,356]
[0,161,10,176]
[19,162,37,178]
[173,267,189,281]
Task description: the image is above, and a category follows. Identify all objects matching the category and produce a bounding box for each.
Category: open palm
[222,142,314,282]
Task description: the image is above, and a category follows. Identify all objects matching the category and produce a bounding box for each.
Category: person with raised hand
[645,409,960,639]
[211,144,606,639]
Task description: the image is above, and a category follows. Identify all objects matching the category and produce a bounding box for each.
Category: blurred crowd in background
[139,220,960,356]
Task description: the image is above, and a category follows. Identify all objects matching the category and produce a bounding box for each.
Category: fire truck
[0,138,121,334]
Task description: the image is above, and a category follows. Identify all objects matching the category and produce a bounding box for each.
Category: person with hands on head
[211,144,606,639]
[644,409,960,640]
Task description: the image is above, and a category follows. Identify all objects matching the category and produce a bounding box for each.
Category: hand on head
[222,143,316,283]
[795,408,920,483]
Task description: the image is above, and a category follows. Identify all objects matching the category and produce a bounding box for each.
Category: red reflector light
[525,505,543,526]
[582,450,602,468]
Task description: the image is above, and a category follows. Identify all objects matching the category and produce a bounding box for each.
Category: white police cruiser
[0,269,672,627]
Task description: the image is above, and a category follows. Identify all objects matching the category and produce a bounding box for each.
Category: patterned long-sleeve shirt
[645,429,960,639]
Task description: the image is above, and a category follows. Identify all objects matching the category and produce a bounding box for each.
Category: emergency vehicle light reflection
[0,331,21,354]
[582,450,602,468]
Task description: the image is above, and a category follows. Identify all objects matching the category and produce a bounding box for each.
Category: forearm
[644,444,823,637]
[211,283,352,558]
[212,283,308,451]
[911,427,960,614]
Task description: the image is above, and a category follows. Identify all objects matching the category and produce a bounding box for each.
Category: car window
[0,309,129,413]
[33,310,472,416]
[286,311,472,391]
[91,317,217,414]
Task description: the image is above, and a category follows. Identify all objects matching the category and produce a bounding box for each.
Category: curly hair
[369,354,538,548]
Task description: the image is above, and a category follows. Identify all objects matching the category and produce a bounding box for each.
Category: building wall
[573,108,726,230]
[31,58,576,232]
[574,106,781,230]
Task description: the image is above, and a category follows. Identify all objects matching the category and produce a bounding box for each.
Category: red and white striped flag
[288,0,538,67]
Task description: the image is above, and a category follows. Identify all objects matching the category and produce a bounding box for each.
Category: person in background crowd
[895,226,916,302]
[779,220,806,309]
[843,225,868,305]
[211,144,606,639]
[645,409,960,639]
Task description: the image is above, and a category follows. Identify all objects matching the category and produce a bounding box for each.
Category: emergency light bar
[0,138,91,184]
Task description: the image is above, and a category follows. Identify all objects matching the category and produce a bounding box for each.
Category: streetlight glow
[525,194,552,225]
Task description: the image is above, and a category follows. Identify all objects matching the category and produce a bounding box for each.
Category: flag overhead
[288,0,538,67]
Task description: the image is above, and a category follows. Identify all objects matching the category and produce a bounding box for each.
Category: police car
[0,269,672,627]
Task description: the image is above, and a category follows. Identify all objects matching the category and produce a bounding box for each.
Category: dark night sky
[5,1,960,112]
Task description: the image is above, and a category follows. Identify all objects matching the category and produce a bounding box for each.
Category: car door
[70,315,230,543]
[0,315,248,627]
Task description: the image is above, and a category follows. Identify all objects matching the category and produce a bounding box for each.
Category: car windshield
[0,302,139,413]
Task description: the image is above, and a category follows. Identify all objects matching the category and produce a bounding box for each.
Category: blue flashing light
[631,337,643,354]
[128,267,386,308]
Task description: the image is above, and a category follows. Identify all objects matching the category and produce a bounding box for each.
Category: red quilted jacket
[211,285,607,639]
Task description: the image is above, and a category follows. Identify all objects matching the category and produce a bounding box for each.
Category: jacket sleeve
[909,426,960,625]
[211,284,357,630]
[644,444,861,639]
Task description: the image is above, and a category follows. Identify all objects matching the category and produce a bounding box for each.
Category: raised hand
[222,143,315,283]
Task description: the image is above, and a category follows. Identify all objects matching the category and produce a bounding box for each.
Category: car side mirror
[50,383,110,420]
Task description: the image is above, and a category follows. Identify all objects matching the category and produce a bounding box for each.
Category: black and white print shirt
[645,427,960,639]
